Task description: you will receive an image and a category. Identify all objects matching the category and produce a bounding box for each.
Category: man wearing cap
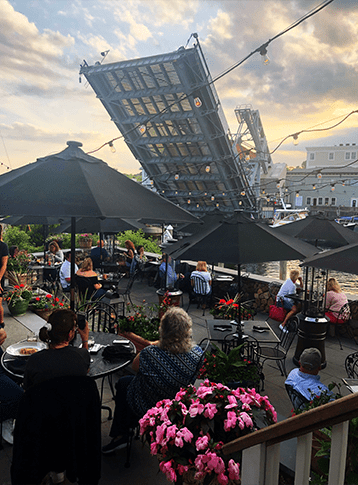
[285,348,333,403]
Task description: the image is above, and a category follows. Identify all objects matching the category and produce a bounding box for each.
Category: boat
[270,208,309,228]
[334,216,358,230]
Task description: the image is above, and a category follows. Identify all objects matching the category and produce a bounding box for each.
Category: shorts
[277,297,294,311]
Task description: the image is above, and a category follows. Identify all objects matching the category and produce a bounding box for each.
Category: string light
[139,125,146,134]
[174,173,179,180]
[312,184,316,190]
[108,141,116,153]
[194,97,202,107]
[211,195,215,201]
[205,165,210,173]
[240,191,246,196]
[292,134,299,146]
[331,184,335,192]
[317,173,322,179]
[259,46,270,65]
[187,199,191,204]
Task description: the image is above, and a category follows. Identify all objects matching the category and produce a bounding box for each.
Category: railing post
[241,443,266,485]
[328,421,349,485]
[265,443,280,485]
[294,432,312,485]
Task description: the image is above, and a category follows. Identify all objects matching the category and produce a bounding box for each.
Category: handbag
[269,304,287,323]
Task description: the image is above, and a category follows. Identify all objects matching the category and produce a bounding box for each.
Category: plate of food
[6,341,48,357]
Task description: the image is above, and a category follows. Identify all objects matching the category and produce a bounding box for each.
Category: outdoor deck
[1,278,356,485]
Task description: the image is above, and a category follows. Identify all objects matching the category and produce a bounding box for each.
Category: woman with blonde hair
[190,260,212,296]
[76,257,106,301]
[277,269,303,331]
[102,307,203,454]
[325,277,349,324]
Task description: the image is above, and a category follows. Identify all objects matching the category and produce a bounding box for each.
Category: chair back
[11,375,101,485]
[337,302,351,322]
[191,273,208,296]
[345,351,358,379]
[285,383,309,411]
[279,316,298,352]
[77,300,118,332]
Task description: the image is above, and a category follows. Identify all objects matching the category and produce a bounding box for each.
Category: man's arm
[0,255,8,280]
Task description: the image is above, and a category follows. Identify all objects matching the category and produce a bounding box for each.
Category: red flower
[219,299,226,304]
[20,284,25,288]
[46,294,52,299]
[59,303,64,306]
[226,299,234,305]
[55,297,59,302]
[233,303,239,308]
[36,297,40,301]
[14,285,20,289]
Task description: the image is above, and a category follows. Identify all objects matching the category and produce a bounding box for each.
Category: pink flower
[204,402,217,419]
[240,411,253,428]
[177,464,189,476]
[195,435,209,451]
[228,459,240,480]
[196,386,213,399]
[189,399,205,417]
[166,425,178,439]
[218,472,229,485]
[224,411,237,431]
[150,442,159,455]
[155,423,167,444]
[159,460,177,482]
[225,395,238,410]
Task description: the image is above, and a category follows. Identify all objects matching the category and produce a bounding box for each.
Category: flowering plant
[140,380,277,484]
[210,295,255,321]
[7,250,33,275]
[198,344,261,389]
[118,300,160,341]
[31,292,69,311]
[78,233,93,242]
[5,283,32,305]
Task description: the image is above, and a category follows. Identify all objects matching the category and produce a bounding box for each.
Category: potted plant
[5,283,33,316]
[198,343,262,390]
[6,250,33,285]
[210,295,255,321]
[78,233,93,249]
[140,380,277,484]
[31,292,70,321]
[117,300,160,351]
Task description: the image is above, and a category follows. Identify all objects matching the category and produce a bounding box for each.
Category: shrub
[116,229,160,254]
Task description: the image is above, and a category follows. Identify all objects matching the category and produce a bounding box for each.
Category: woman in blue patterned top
[102,307,203,454]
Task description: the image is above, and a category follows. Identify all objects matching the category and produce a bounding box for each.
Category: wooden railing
[222,393,358,485]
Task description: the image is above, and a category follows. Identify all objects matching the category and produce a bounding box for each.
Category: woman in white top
[190,261,212,295]
[277,269,303,330]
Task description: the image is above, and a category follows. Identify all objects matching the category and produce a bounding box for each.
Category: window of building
[345,152,351,160]
[352,151,357,160]
[352,199,358,208]
[331,197,336,206]
[312,198,317,206]
[318,197,323,205]
[324,197,329,205]
[328,152,334,160]
[309,153,315,161]
[306,197,311,205]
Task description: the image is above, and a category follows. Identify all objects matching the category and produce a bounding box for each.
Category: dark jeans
[0,349,24,422]
[109,375,139,438]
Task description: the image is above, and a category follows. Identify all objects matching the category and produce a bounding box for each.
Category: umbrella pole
[70,217,76,311]
[237,262,241,328]
[99,231,103,272]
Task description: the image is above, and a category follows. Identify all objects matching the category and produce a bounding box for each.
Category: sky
[1,0,357,175]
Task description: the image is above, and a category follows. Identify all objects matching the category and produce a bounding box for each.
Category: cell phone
[112,339,130,344]
[77,312,87,330]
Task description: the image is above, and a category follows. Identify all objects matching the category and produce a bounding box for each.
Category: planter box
[79,239,92,249]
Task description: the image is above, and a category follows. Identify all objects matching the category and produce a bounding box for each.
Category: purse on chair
[269,304,287,323]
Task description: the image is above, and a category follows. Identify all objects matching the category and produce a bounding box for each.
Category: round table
[0,332,135,382]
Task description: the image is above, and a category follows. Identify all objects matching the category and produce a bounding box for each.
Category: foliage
[7,250,33,274]
[78,233,93,242]
[118,300,160,341]
[198,344,261,387]
[5,283,32,305]
[291,384,358,485]
[140,380,277,484]
[210,294,255,321]
[31,292,69,311]
[116,229,160,254]
[3,226,32,251]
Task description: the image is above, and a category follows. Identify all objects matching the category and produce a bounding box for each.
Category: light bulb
[312,184,316,190]
[205,165,210,173]
[331,185,335,192]
[317,173,322,179]
[241,191,245,196]
[194,97,202,107]
[260,46,270,65]
[293,134,299,146]
[211,195,215,201]
[139,125,146,134]
[296,192,300,197]
[187,199,191,204]
[108,141,116,153]
[174,173,179,180]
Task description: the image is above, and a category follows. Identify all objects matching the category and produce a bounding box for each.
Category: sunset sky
[1,0,357,175]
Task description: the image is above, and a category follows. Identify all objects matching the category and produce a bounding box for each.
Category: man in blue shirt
[90,240,109,270]
[285,348,333,408]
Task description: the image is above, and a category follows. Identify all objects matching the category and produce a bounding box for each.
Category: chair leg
[125,428,135,468]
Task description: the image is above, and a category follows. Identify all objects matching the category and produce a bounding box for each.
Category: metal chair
[187,274,211,316]
[327,303,357,350]
[256,316,298,382]
[285,384,309,411]
[117,270,138,306]
[345,351,358,378]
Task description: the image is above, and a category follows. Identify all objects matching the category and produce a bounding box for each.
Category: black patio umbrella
[167,212,318,320]
[0,141,199,308]
[274,215,358,248]
[301,242,358,275]
[53,217,145,235]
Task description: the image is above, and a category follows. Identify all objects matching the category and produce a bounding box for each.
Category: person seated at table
[102,307,203,454]
[277,269,303,332]
[76,257,106,301]
[23,309,90,390]
[9,245,19,258]
[159,253,183,289]
[47,241,64,263]
[0,328,24,444]
[90,240,109,270]
[285,348,333,410]
[190,261,212,297]
[325,277,349,324]
[118,240,135,271]
[59,252,78,292]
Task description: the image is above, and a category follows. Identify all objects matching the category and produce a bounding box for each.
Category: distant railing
[222,392,358,485]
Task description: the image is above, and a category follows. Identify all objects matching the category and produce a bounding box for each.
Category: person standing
[0,225,9,328]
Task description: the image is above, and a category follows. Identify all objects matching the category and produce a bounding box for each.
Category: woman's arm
[132,352,140,373]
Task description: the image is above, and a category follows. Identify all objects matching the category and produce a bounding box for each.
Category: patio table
[206,319,279,345]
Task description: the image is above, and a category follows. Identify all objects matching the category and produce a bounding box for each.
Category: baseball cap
[300,348,322,370]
